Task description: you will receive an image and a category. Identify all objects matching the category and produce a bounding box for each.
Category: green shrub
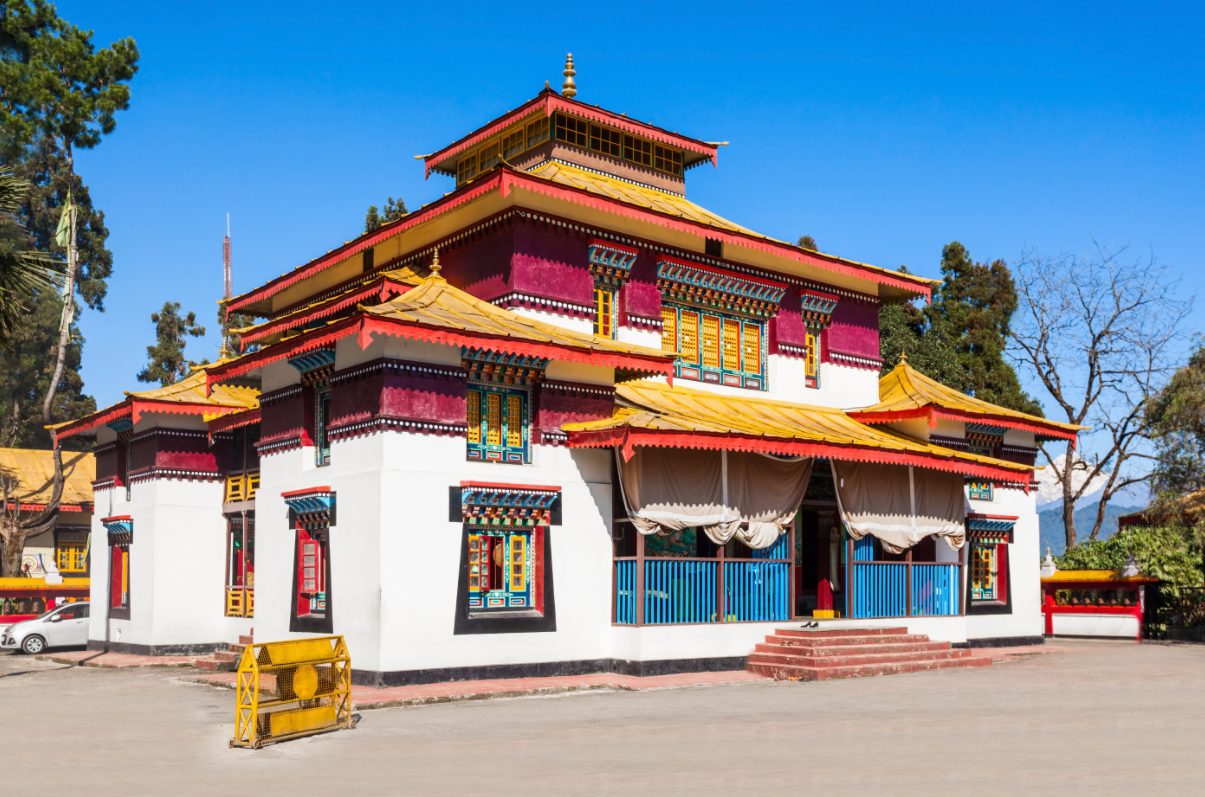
[1057,524,1204,591]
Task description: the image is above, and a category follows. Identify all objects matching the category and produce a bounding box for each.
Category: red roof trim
[423,91,718,175]
[51,402,133,443]
[10,503,90,513]
[848,406,1079,443]
[229,165,932,316]
[100,514,132,524]
[240,278,412,348]
[281,486,333,498]
[207,408,262,435]
[206,312,675,388]
[225,175,503,314]
[459,481,562,491]
[966,513,1021,521]
[566,427,1032,487]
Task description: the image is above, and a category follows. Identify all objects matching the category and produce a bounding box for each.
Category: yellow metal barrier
[230,635,353,748]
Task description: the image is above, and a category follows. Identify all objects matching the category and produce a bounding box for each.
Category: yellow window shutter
[486,392,502,446]
[467,389,482,444]
[509,535,526,592]
[660,306,677,353]
[742,323,761,376]
[701,314,720,369]
[506,393,523,449]
[722,318,741,371]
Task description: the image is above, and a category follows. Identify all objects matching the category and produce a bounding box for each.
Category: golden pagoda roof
[205,267,675,386]
[849,358,1085,441]
[0,448,95,508]
[360,267,673,361]
[526,160,763,237]
[234,267,421,348]
[564,380,1035,483]
[50,367,261,442]
[125,367,260,413]
[1041,570,1158,584]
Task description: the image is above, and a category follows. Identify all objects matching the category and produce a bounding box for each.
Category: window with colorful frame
[660,304,766,390]
[966,518,1013,611]
[294,527,328,621]
[285,490,335,633]
[109,544,130,615]
[593,285,616,338]
[55,530,88,574]
[970,542,1008,603]
[466,384,530,464]
[804,330,821,388]
[225,515,255,617]
[314,384,332,467]
[454,483,558,634]
[967,481,994,501]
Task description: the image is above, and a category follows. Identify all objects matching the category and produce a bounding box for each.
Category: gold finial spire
[430,248,443,278]
[898,350,909,365]
[561,53,577,98]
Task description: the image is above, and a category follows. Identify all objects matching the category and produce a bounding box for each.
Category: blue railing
[849,561,961,619]
[911,563,960,616]
[615,554,790,625]
[615,560,637,625]
[723,560,790,622]
[644,559,719,625]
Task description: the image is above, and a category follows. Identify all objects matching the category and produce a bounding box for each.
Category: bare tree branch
[1010,247,1192,549]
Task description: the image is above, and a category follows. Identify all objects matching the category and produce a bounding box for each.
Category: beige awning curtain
[616,447,813,549]
[831,461,968,554]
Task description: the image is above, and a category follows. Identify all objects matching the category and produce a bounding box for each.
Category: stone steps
[192,630,253,672]
[747,626,989,682]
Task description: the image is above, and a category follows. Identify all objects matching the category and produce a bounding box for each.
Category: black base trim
[87,639,225,656]
[350,655,749,687]
[952,635,1045,649]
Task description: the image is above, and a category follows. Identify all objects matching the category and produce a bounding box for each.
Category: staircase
[194,632,254,672]
[747,626,990,681]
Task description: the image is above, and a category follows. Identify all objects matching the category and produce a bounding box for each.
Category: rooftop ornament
[562,53,577,98]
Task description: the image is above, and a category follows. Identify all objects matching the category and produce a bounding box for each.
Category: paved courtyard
[3,639,1202,795]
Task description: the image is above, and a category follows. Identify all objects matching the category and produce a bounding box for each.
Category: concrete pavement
[2,639,1202,795]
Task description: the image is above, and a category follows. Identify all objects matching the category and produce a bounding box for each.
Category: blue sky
[62,1,1205,409]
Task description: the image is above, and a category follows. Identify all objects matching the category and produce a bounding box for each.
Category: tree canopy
[1145,341,1205,501]
[137,301,206,387]
[364,196,407,233]
[878,242,1040,414]
[0,1,138,446]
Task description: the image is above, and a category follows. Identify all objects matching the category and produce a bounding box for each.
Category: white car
[1,602,90,654]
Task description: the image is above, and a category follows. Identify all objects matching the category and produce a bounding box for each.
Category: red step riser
[749,657,991,681]
[748,649,972,668]
[766,634,933,648]
[755,641,952,657]
[774,627,909,639]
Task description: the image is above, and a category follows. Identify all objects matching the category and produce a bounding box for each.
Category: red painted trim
[51,402,133,442]
[423,90,719,175]
[459,481,561,492]
[10,503,89,513]
[130,399,245,426]
[566,427,1033,484]
[207,408,262,435]
[240,278,412,348]
[966,513,1021,521]
[280,486,333,498]
[100,515,132,524]
[227,166,933,315]
[849,406,1079,442]
[225,175,504,314]
[206,312,673,388]
[1042,604,1140,615]
[588,238,639,256]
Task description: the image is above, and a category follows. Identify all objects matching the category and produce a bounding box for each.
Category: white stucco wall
[87,479,228,650]
[1050,614,1140,639]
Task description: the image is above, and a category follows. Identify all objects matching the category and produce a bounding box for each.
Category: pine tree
[879,244,1041,415]
[364,196,407,233]
[138,302,206,387]
[1145,342,1205,500]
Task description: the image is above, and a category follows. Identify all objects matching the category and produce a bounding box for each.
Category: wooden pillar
[635,530,645,627]
[905,548,913,618]
[788,523,797,619]
[846,537,854,619]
